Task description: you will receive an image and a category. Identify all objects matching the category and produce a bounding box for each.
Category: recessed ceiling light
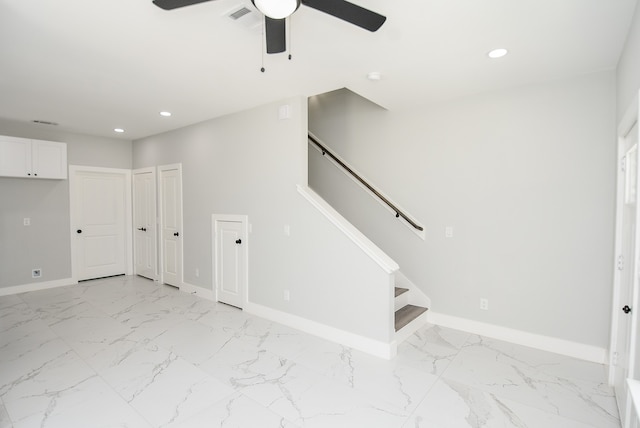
[160,111,172,117]
[488,48,508,59]
[367,71,382,81]
[114,128,125,133]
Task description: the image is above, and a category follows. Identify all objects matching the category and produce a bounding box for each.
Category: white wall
[309,70,617,349]
[133,97,394,344]
[0,118,132,288]
[617,1,640,120]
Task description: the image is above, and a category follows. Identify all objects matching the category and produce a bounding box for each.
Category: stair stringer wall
[266,185,400,359]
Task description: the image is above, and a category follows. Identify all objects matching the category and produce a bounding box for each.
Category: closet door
[133,168,157,280]
[159,164,183,287]
[213,215,248,309]
[611,94,640,428]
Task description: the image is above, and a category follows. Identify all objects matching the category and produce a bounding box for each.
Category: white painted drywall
[617,1,640,120]
[133,97,394,343]
[309,70,617,348]
[0,118,132,288]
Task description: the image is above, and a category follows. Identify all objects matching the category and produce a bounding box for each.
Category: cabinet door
[0,137,31,177]
[32,140,67,179]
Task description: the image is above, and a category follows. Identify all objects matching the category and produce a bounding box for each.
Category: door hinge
[621,157,627,173]
[618,255,625,271]
[612,351,619,366]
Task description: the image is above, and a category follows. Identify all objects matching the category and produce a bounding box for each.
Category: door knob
[137,227,144,231]
[236,239,242,244]
[142,227,147,232]
[77,229,82,234]
[174,232,179,237]
[623,305,632,314]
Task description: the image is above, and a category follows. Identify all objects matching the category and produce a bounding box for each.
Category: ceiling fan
[152,0,386,54]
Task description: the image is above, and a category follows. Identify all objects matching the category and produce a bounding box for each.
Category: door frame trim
[212,214,249,308]
[69,165,133,282]
[158,163,184,287]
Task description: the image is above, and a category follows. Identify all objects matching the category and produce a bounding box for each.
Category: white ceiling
[0,0,637,140]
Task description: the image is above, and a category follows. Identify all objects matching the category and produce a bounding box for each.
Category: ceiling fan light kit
[252,0,300,19]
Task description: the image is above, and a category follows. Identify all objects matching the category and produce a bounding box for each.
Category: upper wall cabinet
[0,135,67,179]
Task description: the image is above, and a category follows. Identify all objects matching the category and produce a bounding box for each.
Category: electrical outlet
[195,268,199,277]
[32,268,41,278]
[283,290,290,301]
[23,217,31,226]
[480,298,489,311]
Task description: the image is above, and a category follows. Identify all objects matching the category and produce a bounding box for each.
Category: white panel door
[133,168,157,280]
[616,140,638,419]
[612,99,640,428]
[73,170,127,281]
[213,217,246,309]
[159,165,183,287]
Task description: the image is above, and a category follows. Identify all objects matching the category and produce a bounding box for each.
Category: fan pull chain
[260,17,266,72]
[288,16,292,60]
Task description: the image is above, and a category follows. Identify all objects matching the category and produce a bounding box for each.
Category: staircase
[306,134,430,346]
[394,285,429,339]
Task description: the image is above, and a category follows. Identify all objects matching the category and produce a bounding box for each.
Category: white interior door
[612,102,640,427]
[159,165,183,287]
[133,168,157,280]
[71,167,131,281]
[213,215,247,309]
[616,139,637,418]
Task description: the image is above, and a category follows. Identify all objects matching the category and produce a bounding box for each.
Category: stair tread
[395,304,428,331]
[394,287,409,298]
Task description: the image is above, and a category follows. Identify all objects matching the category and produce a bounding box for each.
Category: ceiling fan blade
[152,0,215,11]
[265,17,286,54]
[302,0,386,32]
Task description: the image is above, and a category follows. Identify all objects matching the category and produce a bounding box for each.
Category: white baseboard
[180,282,215,301]
[428,311,607,364]
[245,301,396,360]
[0,277,77,296]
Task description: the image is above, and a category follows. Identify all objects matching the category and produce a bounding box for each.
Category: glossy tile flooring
[0,275,620,428]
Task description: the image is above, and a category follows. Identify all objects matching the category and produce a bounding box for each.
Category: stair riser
[394,292,410,312]
[395,308,430,344]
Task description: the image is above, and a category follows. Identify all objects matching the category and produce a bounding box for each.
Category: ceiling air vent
[32,120,59,126]
[225,4,261,30]
[229,6,251,20]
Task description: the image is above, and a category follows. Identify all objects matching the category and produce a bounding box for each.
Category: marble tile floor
[0,275,620,428]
